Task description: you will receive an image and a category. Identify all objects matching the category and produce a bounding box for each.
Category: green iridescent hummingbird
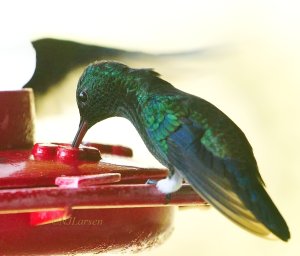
[72,60,290,241]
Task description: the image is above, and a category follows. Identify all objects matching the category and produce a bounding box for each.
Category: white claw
[156,171,183,194]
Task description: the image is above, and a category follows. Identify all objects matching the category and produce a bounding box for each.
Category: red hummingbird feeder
[0,89,205,255]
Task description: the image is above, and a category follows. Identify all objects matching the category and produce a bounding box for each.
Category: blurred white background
[0,0,299,255]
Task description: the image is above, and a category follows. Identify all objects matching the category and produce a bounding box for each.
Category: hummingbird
[72,60,290,241]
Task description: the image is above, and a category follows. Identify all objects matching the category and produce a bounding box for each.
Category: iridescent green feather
[141,95,186,153]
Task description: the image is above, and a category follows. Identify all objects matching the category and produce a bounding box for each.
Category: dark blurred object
[24,38,144,94]
[24,38,209,96]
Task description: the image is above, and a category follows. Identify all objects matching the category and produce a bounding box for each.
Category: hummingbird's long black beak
[71,118,88,148]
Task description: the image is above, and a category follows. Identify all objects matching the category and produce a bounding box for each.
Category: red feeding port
[32,143,102,162]
[56,144,101,162]
[32,143,58,160]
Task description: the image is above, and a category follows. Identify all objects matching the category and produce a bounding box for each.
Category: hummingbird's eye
[78,91,88,104]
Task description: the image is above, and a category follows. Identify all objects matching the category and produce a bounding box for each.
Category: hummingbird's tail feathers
[225,161,290,241]
[167,124,290,241]
[251,185,290,241]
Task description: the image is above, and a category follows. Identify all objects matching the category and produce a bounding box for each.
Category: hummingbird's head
[72,60,129,147]
[72,60,163,147]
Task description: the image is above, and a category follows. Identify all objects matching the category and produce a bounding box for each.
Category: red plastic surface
[0,144,206,255]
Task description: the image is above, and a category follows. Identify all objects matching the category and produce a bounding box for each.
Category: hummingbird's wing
[166,113,289,241]
[140,92,289,240]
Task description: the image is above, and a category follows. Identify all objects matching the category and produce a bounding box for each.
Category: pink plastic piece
[55,173,121,188]
[30,207,72,226]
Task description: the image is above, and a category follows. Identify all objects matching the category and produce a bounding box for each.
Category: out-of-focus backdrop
[1,0,299,255]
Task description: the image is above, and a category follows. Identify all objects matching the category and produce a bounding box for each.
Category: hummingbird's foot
[145,179,173,204]
[156,171,183,194]
[146,179,157,185]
